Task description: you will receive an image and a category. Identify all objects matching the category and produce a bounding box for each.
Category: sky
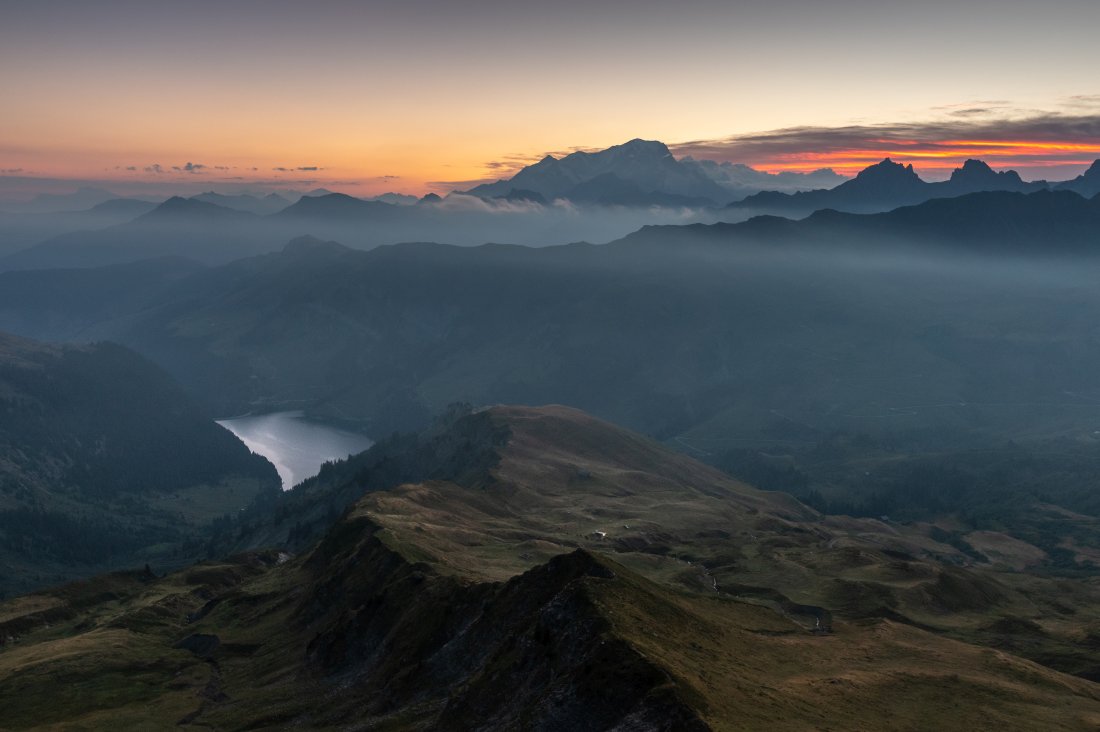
[2,0,1100,198]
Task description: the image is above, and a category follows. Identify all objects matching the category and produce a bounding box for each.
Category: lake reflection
[217,411,373,489]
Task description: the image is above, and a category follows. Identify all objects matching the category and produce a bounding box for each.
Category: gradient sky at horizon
[3,0,1100,197]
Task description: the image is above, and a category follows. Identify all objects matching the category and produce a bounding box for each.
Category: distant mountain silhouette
[281,234,352,258]
[136,196,257,223]
[0,198,166,258]
[7,186,120,214]
[466,138,731,205]
[945,159,1038,194]
[465,139,858,206]
[87,198,160,217]
[191,191,290,215]
[562,172,716,207]
[273,192,401,221]
[728,158,1049,216]
[635,189,1100,254]
[2,197,270,270]
[680,157,847,195]
[1056,160,1100,198]
[370,192,419,206]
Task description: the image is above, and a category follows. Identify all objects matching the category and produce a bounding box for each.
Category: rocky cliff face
[295,516,709,730]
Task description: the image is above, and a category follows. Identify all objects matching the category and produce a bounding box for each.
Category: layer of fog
[4,220,1100,451]
[0,194,760,270]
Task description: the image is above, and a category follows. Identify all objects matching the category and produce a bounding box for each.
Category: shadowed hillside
[0,331,279,596]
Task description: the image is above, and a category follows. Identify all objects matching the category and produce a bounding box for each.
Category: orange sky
[3,2,1100,196]
[748,140,1100,176]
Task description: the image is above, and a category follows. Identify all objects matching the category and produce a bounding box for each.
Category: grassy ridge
[4,405,1100,729]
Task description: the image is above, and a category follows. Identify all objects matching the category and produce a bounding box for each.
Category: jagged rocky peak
[950,158,1023,184]
[954,158,996,176]
[855,158,921,181]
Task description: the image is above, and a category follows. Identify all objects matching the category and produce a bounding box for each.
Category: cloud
[134,162,242,174]
[1064,95,1100,111]
[0,168,25,174]
[273,165,324,172]
[669,111,1100,176]
[172,162,206,173]
[428,192,564,215]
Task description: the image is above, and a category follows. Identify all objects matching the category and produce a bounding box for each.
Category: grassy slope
[3,405,1100,729]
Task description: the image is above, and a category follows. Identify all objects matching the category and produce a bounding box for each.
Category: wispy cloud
[273,165,324,172]
[1065,95,1100,110]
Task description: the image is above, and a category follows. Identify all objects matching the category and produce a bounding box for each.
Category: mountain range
[3,140,1099,273]
[465,138,733,205]
[190,191,291,216]
[4,188,1100,440]
[641,188,1100,254]
[0,187,140,214]
[728,158,1050,217]
[465,138,849,206]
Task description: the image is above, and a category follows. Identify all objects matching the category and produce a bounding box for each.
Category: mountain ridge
[4,404,1100,728]
[729,156,1056,216]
